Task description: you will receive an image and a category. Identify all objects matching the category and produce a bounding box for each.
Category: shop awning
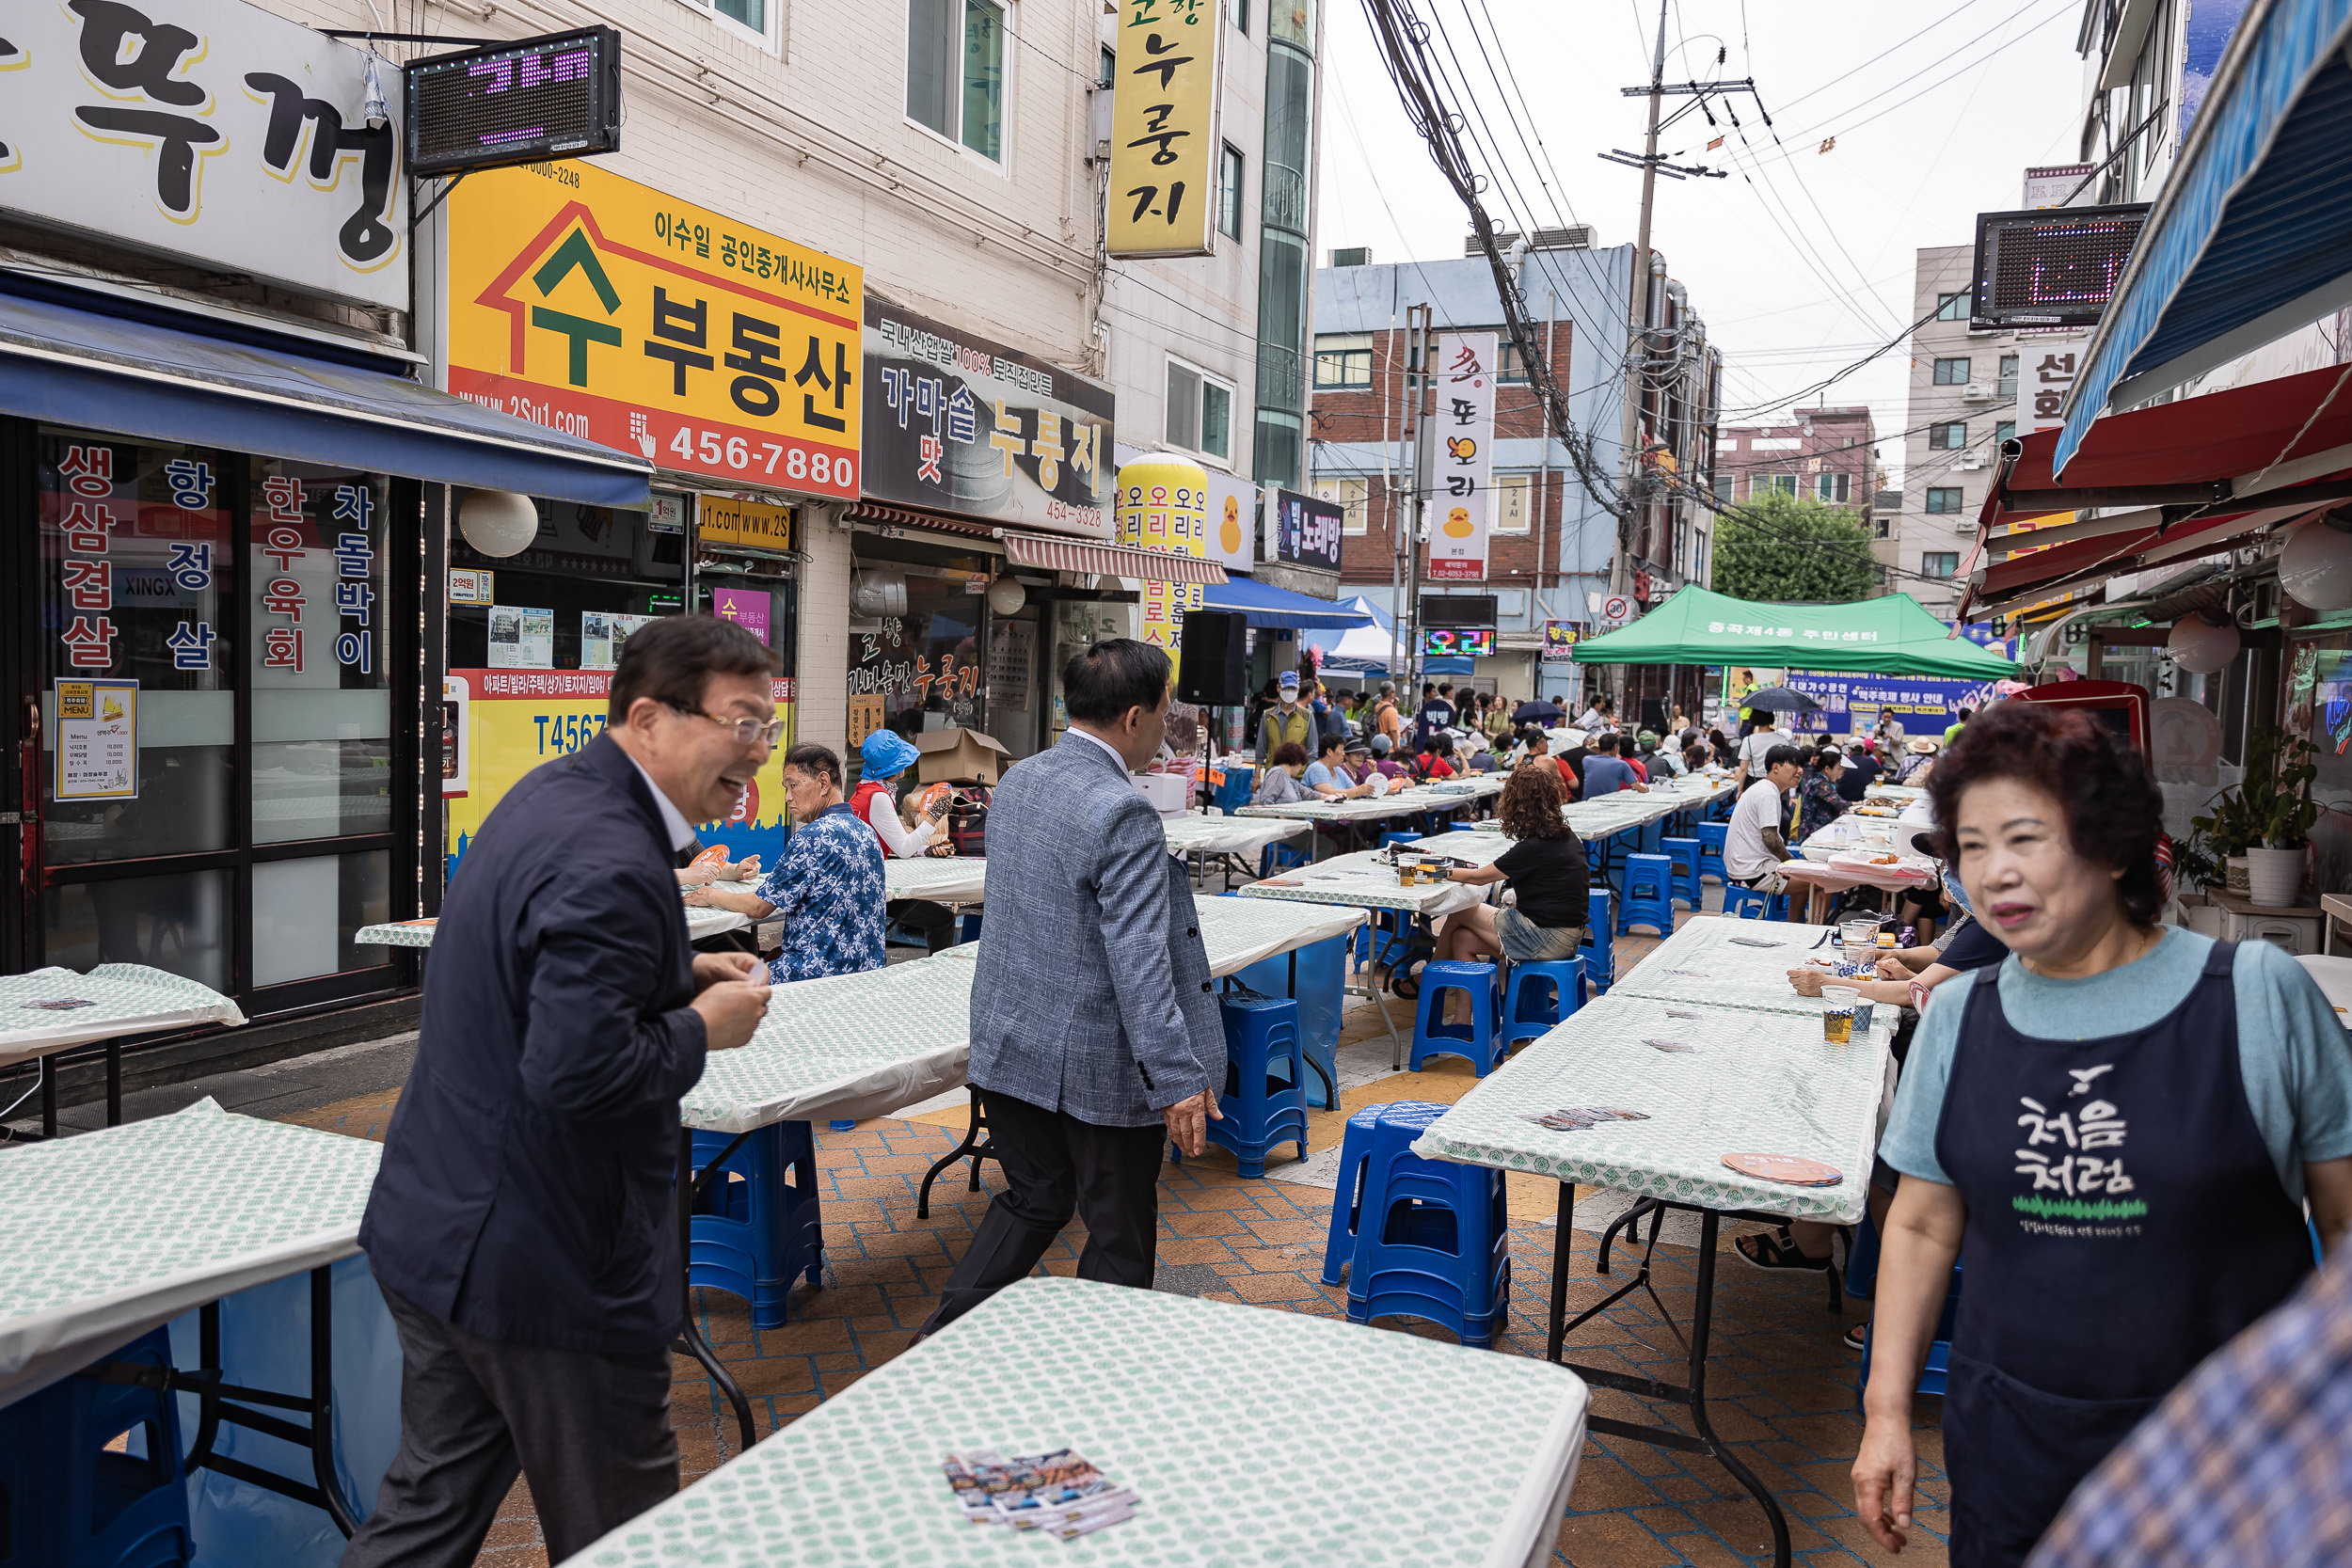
[0,288,649,508]
[1571,585,2018,676]
[1962,359,2352,615]
[2056,0,2352,477]
[999,531,1228,585]
[1200,576,1375,629]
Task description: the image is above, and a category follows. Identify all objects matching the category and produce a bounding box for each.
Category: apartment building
[1710,405,1881,557]
[1892,245,2020,616]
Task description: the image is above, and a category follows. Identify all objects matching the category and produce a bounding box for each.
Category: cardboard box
[915,727,1012,785]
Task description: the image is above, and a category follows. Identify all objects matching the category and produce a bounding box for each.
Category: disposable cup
[1821,987,1858,1045]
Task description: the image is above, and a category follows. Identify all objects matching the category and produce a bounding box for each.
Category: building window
[1312,333,1372,388]
[1929,420,1967,450]
[1492,472,1532,533]
[1218,143,1246,241]
[1994,420,2016,446]
[1933,357,1970,386]
[1815,471,1851,503]
[1233,0,1248,31]
[1922,551,1960,578]
[906,0,1005,163]
[1998,354,2019,398]
[1935,291,1969,321]
[685,0,771,41]
[1926,487,1963,514]
[1315,477,1370,534]
[1499,339,1530,383]
[1099,44,1114,86]
[1764,474,1798,498]
[1874,516,1890,538]
[1712,474,1734,503]
[1166,358,1234,463]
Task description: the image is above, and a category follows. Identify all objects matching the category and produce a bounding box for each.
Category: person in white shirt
[850,729,956,953]
[1734,710,1783,785]
[1574,702,1605,731]
[1724,745,1804,884]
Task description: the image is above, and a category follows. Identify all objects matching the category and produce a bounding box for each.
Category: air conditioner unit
[1962,383,1996,401]
[1955,450,1990,469]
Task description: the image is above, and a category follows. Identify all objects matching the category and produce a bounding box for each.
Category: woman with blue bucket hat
[850,728,959,953]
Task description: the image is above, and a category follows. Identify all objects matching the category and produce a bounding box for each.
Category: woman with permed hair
[1426,761,1590,1003]
[1851,700,2352,1567]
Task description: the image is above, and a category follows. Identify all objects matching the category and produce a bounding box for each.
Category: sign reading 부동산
[445,161,862,495]
[2,0,406,309]
[1106,0,1224,258]
[863,300,1114,535]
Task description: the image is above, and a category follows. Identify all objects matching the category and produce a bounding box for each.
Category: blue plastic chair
[1855,1251,1964,1410]
[1321,1100,1452,1285]
[1410,960,1502,1074]
[1616,852,1676,937]
[1345,1102,1511,1347]
[1501,957,1585,1053]
[956,909,983,945]
[0,1327,193,1568]
[1378,832,1422,851]
[1661,835,1702,910]
[1636,817,1664,858]
[1693,820,1729,886]
[1194,992,1311,1177]
[1260,837,1311,878]
[691,1122,823,1329]
[1722,884,1788,921]
[1579,888,1614,993]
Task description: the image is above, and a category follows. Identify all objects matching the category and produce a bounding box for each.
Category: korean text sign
[1107,0,1224,259]
[1117,455,1209,681]
[3,0,405,309]
[446,161,862,495]
[1271,488,1343,572]
[1428,332,1496,582]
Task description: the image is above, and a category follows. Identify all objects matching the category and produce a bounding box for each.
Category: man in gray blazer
[920,639,1223,1331]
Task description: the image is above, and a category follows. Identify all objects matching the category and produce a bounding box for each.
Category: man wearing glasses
[684,741,886,982]
[345,615,779,1568]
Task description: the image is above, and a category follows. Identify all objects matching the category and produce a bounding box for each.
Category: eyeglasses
[672,705,786,747]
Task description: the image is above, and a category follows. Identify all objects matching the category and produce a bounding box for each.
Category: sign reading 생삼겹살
[445,162,862,496]
[1106,0,1225,259]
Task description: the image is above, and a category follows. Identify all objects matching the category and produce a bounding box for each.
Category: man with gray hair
[919,639,1222,1332]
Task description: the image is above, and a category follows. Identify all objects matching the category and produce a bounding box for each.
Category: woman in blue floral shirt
[683,743,884,982]
[1796,741,1851,842]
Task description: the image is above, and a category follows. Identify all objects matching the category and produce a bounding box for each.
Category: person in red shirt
[852,730,956,953]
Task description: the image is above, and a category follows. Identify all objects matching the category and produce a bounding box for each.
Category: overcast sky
[1312,0,2090,483]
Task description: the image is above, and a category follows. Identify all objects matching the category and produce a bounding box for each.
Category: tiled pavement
[272,908,1949,1568]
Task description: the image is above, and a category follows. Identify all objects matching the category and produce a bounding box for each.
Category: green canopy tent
[1572,586,2018,678]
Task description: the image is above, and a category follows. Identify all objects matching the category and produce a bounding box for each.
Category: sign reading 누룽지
[1106,0,1224,259]
[1429,332,1497,582]
[1,0,405,309]
[864,301,1114,536]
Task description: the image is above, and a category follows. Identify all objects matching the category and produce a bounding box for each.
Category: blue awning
[0,288,650,508]
[1200,575,1375,629]
[2058,0,2352,477]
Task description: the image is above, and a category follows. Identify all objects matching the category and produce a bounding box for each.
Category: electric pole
[1612,0,1669,622]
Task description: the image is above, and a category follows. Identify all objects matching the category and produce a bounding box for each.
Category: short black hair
[1764,743,1805,771]
[781,742,841,789]
[1595,731,1621,753]
[608,614,778,724]
[1318,732,1346,757]
[1517,725,1549,750]
[1063,638,1170,722]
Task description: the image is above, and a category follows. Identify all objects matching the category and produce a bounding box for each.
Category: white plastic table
[882,857,987,906]
[357,897,749,949]
[567,1275,1590,1568]
[0,964,246,1133]
[1412,990,1894,1568]
[1609,914,1867,1020]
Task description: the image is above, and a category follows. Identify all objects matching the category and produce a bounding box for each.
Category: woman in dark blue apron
[1851,703,2352,1566]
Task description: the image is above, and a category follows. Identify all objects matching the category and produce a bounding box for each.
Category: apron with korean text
[1931,942,2311,1568]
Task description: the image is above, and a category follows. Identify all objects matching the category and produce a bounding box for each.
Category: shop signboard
[1116,454,1209,681]
[697,497,795,552]
[445,671,798,873]
[864,301,1113,535]
[711,587,771,644]
[445,161,862,496]
[1781,672,2001,736]
[1429,332,1497,581]
[1,0,407,309]
[1116,443,1249,570]
[1106,0,1224,260]
[1542,621,1580,661]
[1269,488,1343,573]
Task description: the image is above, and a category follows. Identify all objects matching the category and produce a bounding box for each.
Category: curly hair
[1497,759,1570,840]
[1269,741,1310,768]
[1925,701,2167,925]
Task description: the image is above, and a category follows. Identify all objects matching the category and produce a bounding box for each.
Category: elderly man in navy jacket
[342,617,778,1568]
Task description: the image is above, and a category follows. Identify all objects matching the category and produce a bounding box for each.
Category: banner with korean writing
[1542,622,1580,662]
[1780,672,2001,736]
[445,670,797,874]
[865,300,1114,535]
[445,162,861,495]
[1270,488,1343,571]
[3,0,405,309]
[1429,332,1497,581]
[1107,0,1225,258]
[2015,331,2089,437]
[1117,454,1210,681]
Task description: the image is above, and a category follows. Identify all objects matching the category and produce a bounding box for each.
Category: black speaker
[1175,610,1248,705]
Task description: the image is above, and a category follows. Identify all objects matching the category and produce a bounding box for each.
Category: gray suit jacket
[968,731,1223,1127]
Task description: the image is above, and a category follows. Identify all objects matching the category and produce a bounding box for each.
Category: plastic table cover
[1235,777,1502,825]
[564,1275,1588,1568]
[1235,849,1486,917]
[0,964,246,1068]
[1409,992,1891,1225]
[1608,915,1870,1020]
[938,895,1362,980]
[882,857,987,904]
[1159,814,1311,857]
[0,1099,381,1405]
[357,889,752,950]
[1399,829,1517,867]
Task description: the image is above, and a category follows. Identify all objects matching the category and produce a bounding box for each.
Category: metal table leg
[916,1088,996,1218]
[106,1039,121,1126]
[676,1129,758,1452]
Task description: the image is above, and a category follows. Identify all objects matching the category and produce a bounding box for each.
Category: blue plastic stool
[1856,1257,1964,1410]
[1501,957,1585,1053]
[1194,992,1310,1177]
[1579,889,1613,993]
[0,1326,193,1568]
[691,1121,823,1329]
[1616,853,1675,937]
[956,909,983,945]
[1661,836,1702,909]
[1212,764,1255,815]
[1321,1100,1452,1284]
[1410,960,1501,1074]
[1693,821,1729,886]
[1345,1102,1511,1347]
[1260,838,1311,878]
[1721,884,1788,921]
[1378,832,1422,851]
[1636,817,1663,858]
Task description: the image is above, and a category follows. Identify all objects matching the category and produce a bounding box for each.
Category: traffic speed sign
[1601,594,1631,623]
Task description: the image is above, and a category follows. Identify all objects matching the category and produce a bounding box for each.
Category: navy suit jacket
[359,733,708,1355]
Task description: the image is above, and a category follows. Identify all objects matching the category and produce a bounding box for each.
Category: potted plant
[2220,728,2318,907]
[2190,783,2258,895]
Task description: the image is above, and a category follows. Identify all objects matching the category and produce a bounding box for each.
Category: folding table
[0,964,245,1136]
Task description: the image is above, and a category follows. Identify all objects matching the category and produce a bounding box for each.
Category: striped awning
[1000,531,1228,584]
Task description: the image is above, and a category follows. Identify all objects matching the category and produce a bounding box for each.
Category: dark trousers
[920,1088,1167,1333]
[888,897,958,955]
[340,1285,676,1568]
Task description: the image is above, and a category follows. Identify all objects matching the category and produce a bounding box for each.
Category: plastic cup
[1841,918,1880,965]
[1821,987,1858,1044]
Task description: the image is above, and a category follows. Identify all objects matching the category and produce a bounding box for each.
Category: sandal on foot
[1843,1322,1867,1352]
[1735,1227,1832,1274]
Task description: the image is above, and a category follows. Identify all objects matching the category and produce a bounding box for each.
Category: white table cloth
[1235,848,1486,918]
[1608,915,1867,1020]
[358,897,750,947]
[0,965,246,1069]
[940,894,1362,980]
[566,1275,1588,1568]
[1160,814,1311,858]
[882,857,987,905]
[1235,777,1498,825]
